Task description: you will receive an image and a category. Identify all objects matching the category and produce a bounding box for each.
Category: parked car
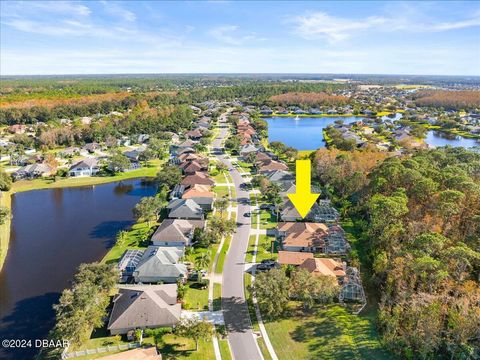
[257,259,280,272]
[244,211,251,217]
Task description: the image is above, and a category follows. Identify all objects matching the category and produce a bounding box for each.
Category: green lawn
[102,222,153,265]
[264,304,393,360]
[255,235,277,262]
[213,283,222,311]
[218,338,232,360]
[161,333,215,360]
[212,170,228,183]
[213,185,231,199]
[184,280,209,311]
[215,235,232,274]
[0,191,11,271]
[245,235,256,264]
[258,209,277,230]
[11,159,163,193]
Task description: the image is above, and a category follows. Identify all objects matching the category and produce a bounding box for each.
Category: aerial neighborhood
[0,75,478,360]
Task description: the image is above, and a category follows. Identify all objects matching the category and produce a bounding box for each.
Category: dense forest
[268,92,349,106]
[414,90,480,110]
[314,147,480,359]
[0,79,349,125]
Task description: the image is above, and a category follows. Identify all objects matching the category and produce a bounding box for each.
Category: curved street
[212,114,263,360]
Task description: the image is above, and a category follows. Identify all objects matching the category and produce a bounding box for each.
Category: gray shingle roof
[107,284,181,331]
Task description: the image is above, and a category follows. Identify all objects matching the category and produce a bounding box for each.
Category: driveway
[213,115,263,360]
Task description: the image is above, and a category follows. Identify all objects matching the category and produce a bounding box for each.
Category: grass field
[0,191,11,271]
[264,304,393,360]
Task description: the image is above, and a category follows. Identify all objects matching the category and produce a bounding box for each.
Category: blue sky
[1,1,479,75]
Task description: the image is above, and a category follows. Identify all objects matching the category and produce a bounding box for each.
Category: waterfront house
[12,163,52,180]
[167,198,204,220]
[133,246,187,283]
[107,284,181,335]
[69,158,100,177]
[151,219,205,247]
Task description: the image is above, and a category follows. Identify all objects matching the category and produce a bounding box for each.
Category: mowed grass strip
[215,235,232,274]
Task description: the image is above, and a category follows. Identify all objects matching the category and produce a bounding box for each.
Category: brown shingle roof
[278,251,314,265]
[299,258,346,278]
[278,222,328,248]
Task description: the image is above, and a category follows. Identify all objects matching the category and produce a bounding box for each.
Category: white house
[69,158,100,177]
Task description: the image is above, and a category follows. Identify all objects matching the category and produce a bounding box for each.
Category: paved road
[213,115,263,360]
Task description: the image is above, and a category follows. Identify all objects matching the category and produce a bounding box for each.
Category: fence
[62,342,141,359]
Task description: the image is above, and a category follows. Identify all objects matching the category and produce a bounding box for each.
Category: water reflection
[0,178,157,360]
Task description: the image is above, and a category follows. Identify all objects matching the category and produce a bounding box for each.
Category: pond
[0,179,157,360]
[425,130,480,148]
[264,116,363,150]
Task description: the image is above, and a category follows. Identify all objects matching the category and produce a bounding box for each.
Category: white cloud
[1,1,91,18]
[291,10,480,43]
[292,12,386,42]
[209,25,266,45]
[101,1,136,22]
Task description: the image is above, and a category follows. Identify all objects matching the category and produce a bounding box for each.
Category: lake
[0,179,157,360]
[425,130,480,148]
[265,116,363,150]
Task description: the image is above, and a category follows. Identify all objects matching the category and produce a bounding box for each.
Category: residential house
[107,284,181,335]
[181,184,214,211]
[133,246,187,283]
[263,170,294,182]
[167,198,204,220]
[299,258,346,279]
[69,158,100,177]
[8,124,27,134]
[181,172,214,187]
[151,219,205,247]
[277,222,329,252]
[186,129,203,140]
[179,160,207,175]
[257,159,288,173]
[278,251,314,266]
[280,199,321,222]
[12,163,52,180]
[82,142,101,154]
[239,144,258,158]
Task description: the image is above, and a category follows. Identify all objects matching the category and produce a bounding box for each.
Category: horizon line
[1,72,480,78]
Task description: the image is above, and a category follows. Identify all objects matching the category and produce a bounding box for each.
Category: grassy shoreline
[0,191,12,272]
[0,159,163,271]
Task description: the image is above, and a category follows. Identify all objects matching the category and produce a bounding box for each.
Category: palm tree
[196,252,211,270]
